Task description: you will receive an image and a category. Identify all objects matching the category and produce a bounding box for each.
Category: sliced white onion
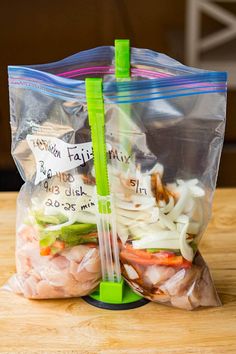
[129,222,173,239]
[189,185,205,198]
[76,212,97,224]
[176,179,184,186]
[145,162,164,177]
[159,212,176,231]
[183,197,195,214]
[116,197,156,211]
[131,229,179,243]
[186,179,199,186]
[156,219,167,230]
[179,221,194,261]
[133,237,180,250]
[176,223,183,233]
[177,178,198,187]
[117,223,129,244]
[150,207,160,223]
[158,200,166,208]
[115,206,159,222]
[131,194,156,205]
[45,217,77,231]
[168,185,189,221]
[45,211,97,231]
[176,214,189,224]
[187,222,200,235]
[116,215,137,227]
[114,192,131,202]
[162,196,174,214]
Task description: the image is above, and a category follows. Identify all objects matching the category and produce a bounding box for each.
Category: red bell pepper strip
[40,246,51,256]
[120,249,191,268]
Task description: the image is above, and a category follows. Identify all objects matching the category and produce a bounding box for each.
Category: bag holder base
[82,278,149,310]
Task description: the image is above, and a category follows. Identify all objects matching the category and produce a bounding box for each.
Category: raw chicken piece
[36,280,65,298]
[69,248,101,282]
[64,274,99,297]
[159,266,201,297]
[61,245,90,263]
[144,265,176,286]
[15,250,31,275]
[16,241,51,273]
[170,295,193,310]
[123,251,221,310]
[28,268,42,282]
[68,260,92,282]
[7,224,102,299]
[195,253,221,307]
[152,291,171,303]
[73,266,100,283]
[51,255,70,269]
[123,264,139,280]
[83,248,101,273]
[39,264,69,287]
[17,225,38,243]
[6,274,24,295]
[199,274,220,307]
[23,275,39,298]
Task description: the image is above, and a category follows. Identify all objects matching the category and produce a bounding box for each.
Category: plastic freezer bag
[7,46,226,308]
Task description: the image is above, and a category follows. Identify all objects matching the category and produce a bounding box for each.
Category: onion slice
[179,221,194,261]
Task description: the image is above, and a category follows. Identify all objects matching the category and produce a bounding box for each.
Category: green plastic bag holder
[83,40,149,310]
[83,278,149,310]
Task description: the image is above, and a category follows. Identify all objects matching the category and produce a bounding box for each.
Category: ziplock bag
[7,44,227,309]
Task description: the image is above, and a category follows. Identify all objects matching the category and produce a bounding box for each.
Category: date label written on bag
[26,135,95,185]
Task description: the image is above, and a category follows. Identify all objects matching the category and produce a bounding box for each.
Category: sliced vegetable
[147,248,179,254]
[40,246,51,256]
[52,240,65,250]
[187,222,200,235]
[168,185,189,221]
[179,221,194,262]
[189,185,205,198]
[161,196,174,214]
[62,235,98,246]
[122,244,153,259]
[76,212,97,224]
[116,194,156,211]
[39,232,58,248]
[61,223,97,236]
[132,234,180,250]
[60,223,97,245]
[35,212,68,226]
[120,250,190,267]
[129,224,177,240]
[117,223,129,244]
[39,222,98,249]
[123,243,174,258]
[159,211,176,231]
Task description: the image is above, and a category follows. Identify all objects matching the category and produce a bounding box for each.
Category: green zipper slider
[86,78,110,213]
[115,39,130,79]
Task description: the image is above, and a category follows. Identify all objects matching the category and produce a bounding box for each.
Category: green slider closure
[115,39,131,169]
[115,39,130,79]
[86,78,110,214]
